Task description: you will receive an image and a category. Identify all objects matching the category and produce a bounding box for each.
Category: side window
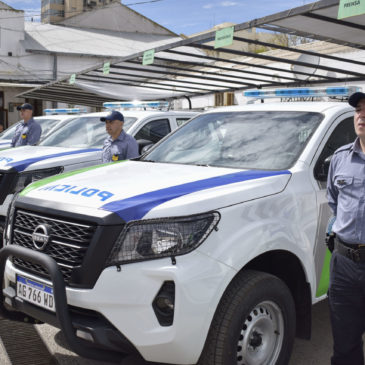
[176,118,190,127]
[314,117,356,185]
[134,119,171,143]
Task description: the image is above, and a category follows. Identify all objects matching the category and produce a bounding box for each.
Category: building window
[215,92,235,107]
[44,9,64,16]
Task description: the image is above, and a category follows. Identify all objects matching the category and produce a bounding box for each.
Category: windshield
[40,116,106,148]
[145,111,323,170]
[0,117,66,141]
[0,123,18,140]
[123,117,138,131]
[37,118,65,136]
[39,115,138,148]
[39,118,73,142]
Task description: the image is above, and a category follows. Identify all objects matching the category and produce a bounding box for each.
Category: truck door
[134,118,171,153]
[312,114,356,298]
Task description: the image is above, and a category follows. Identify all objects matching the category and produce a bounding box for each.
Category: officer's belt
[335,237,365,263]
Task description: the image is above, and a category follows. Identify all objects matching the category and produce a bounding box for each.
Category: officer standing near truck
[11,103,42,147]
[327,91,365,365]
[100,110,139,163]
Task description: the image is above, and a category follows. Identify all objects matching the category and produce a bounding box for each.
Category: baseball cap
[17,103,33,111]
[100,110,124,122]
[348,92,365,108]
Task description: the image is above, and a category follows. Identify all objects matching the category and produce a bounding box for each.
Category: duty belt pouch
[326,232,335,253]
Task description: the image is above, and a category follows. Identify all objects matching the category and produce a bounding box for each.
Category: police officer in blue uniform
[327,91,365,365]
[100,110,139,163]
[11,103,42,147]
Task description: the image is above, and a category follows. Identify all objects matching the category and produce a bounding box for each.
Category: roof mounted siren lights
[244,86,362,101]
[103,101,170,111]
[43,108,87,115]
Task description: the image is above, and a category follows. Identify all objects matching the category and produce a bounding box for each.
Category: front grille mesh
[11,209,96,283]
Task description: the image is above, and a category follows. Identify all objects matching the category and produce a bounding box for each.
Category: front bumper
[1,245,236,364]
[0,245,125,362]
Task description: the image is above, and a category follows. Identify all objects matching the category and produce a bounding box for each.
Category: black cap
[100,110,124,122]
[17,103,33,111]
[348,92,365,108]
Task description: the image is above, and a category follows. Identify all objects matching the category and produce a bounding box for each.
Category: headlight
[107,212,220,265]
[13,166,64,193]
[3,192,18,246]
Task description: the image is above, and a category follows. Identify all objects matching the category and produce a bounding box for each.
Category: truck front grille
[11,209,96,283]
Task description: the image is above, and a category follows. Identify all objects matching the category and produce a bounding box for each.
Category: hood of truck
[0,146,102,172]
[0,140,11,149]
[21,160,291,222]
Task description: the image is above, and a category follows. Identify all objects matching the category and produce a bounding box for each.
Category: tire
[199,270,296,365]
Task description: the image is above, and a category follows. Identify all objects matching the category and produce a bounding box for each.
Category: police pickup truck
[0,114,75,150]
[0,87,359,365]
[0,107,198,233]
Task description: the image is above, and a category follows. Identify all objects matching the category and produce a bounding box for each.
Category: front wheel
[199,270,296,365]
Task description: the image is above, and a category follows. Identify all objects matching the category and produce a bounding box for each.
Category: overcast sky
[5,0,313,35]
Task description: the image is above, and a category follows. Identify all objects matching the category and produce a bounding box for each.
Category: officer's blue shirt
[102,130,139,163]
[11,118,42,147]
[327,137,365,244]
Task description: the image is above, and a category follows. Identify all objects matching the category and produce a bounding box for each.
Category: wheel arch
[243,249,312,340]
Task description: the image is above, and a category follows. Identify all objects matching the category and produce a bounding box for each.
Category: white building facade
[0,1,179,126]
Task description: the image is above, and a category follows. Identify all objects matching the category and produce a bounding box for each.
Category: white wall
[0,9,24,57]
[0,86,32,126]
[60,2,174,35]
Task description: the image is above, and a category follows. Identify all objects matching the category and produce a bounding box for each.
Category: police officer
[327,91,365,365]
[100,110,139,163]
[11,103,41,147]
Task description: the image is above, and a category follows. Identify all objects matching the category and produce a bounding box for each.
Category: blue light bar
[43,108,86,115]
[244,86,362,99]
[103,101,169,109]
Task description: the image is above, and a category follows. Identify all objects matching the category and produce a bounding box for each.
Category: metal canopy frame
[19,0,365,107]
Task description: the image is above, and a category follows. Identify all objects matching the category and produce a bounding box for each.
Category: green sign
[338,0,365,19]
[214,26,234,49]
[142,49,155,65]
[103,62,110,75]
[69,73,76,85]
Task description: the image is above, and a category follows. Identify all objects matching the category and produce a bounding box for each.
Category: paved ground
[0,299,355,365]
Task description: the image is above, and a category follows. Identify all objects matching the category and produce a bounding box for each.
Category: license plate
[16,275,55,312]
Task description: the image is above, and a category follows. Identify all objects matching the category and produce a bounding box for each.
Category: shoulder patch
[334,142,353,155]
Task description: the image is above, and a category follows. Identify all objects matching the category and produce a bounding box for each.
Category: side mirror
[323,155,333,170]
[141,143,154,154]
[315,154,333,182]
[137,139,153,155]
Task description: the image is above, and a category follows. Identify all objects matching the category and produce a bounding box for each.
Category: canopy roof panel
[19,0,365,107]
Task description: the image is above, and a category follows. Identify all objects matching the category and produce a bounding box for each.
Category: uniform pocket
[334,176,353,189]
[334,175,354,209]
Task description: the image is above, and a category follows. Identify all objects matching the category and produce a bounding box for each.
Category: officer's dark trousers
[329,251,365,365]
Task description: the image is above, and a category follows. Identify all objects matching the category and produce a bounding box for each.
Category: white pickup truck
[0,114,74,150]
[0,90,358,365]
[0,109,197,232]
